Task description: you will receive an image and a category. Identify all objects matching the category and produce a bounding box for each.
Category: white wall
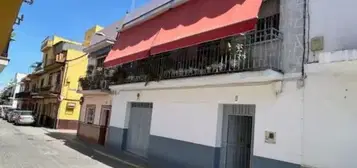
[12,73,27,108]
[110,77,303,164]
[303,73,357,168]
[310,0,357,53]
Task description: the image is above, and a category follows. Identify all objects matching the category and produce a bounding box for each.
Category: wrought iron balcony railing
[108,27,283,86]
[79,71,110,91]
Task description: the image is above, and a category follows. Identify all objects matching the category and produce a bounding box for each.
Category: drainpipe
[301,0,309,166]
[55,66,66,129]
[301,0,308,80]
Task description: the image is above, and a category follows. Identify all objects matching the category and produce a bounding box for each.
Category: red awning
[105,0,262,67]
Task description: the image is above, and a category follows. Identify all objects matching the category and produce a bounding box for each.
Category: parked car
[5,108,16,121]
[0,105,12,118]
[14,110,35,126]
[7,109,20,123]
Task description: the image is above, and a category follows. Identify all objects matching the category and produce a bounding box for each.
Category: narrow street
[0,120,134,168]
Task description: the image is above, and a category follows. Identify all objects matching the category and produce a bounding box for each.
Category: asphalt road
[0,119,134,168]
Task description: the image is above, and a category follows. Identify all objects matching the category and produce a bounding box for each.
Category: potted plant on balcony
[111,66,128,84]
[86,65,95,76]
[79,77,91,90]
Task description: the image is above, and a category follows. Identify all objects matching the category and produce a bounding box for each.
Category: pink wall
[80,94,111,125]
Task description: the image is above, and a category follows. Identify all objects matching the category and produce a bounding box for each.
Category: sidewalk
[41,128,148,168]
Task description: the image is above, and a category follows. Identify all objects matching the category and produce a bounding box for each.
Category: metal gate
[126,102,153,158]
[220,104,255,168]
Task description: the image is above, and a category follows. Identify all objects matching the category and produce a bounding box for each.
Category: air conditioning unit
[66,102,76,110]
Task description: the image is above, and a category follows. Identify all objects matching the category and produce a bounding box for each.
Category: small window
[85,105,96,124]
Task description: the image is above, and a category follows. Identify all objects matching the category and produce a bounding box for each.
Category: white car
[0,105,12,119]
[14,110,35,125]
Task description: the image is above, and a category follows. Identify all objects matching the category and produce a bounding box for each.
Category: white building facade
[103,0,356,168]
[2,73,27,108]
[301,0,357,168]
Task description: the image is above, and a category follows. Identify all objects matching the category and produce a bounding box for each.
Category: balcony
[50,84,61,94]
[0,39,10,73]
[44,54,66,71]
[41,36,53,51]
[53,41,84,56]
[15,91,31,99]
[78,70,110,94]
[30,87,40,95]
[46,54,66,65]
[0,39,9,59]
[40,85,52,92]
[38,85,61,96]
[108,28,283,86]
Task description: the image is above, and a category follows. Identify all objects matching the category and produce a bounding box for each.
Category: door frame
[124,102,153,158]
[100,105,111,127]
[100,105,111,146]
[220,104,256,168]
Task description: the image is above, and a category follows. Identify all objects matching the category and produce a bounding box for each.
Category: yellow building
[31,35,86,129]
[83,25,103,47]
[0,0,22,51]
[0,0,31,73]
[16,26,101,129]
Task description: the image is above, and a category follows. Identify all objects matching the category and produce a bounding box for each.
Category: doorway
[125,102,153,158]
[99,105,111,145]
[220,104,255,168]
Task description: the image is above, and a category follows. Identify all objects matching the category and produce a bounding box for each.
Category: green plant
[10,32,16,41]
[111,66,127,84]
[79,77,90,90]
[86,65,94,75]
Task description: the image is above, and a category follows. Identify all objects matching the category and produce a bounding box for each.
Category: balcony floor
[110,69,283,91]
[0,57,9,73]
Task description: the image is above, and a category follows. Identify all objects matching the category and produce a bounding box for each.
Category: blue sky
[0,0,149,89]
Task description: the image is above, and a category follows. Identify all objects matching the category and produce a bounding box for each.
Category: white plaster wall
[303,74,357,168]
[309,0,357,53]
[110,79,302,164]
[80,95,111,125]
[11,73,27,108]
